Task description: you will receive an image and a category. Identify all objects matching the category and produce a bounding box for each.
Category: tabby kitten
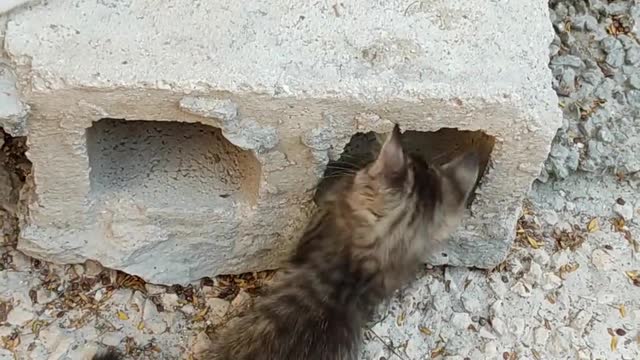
[202,124,479,360]
[94,124,479,360]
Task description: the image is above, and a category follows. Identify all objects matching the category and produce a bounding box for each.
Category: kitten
[93,124,479,360]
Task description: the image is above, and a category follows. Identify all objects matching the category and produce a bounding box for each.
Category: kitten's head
[335,124,480,257]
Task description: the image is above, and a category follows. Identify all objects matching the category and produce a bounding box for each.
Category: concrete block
[0,64,27,136]
[4,0,560,284]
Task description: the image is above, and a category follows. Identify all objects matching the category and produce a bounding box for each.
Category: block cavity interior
[315,128,495,203]
[86,119,261,208]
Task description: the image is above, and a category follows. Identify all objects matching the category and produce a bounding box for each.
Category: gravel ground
[2,1,640,359]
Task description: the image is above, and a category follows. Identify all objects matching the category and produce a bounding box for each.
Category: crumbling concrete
[3,0,560,284]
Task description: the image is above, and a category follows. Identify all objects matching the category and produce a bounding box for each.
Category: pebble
[478,327,496,340]
[192,331,214,357]
[461,292,483,314]
[570,309,593,334]
[491,317,507,337]
[482,341,498,357]
[101,332,125,347]
[160,293,180,310]
[7,305,34,326]
[539,210,559,226]
[0,349,14,360]
[143,301,167,334]
[613,201,634,221]
[533,326,550,346]
[511,281,532,298]
[509,318,526,339]
[541,273,563,291]
[489,300,503,318]
[231,290,252,309]
[450,312,472,330]
[181,303,196,316]
[84,260,103,277]
[524,262,543,286]
[206,297,230,319]
[591,249,614,271]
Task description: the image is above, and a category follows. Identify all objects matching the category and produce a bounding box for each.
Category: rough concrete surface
[0,1,639,360]
[3,0,560,283]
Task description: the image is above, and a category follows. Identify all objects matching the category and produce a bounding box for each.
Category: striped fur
[203,125,480,360]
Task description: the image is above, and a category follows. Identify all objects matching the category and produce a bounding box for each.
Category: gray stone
[0,64,27,136]
[450,312,472,330]
[613,201,634,221]
[550,55,584,68]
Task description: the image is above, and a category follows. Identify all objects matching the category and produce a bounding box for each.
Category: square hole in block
[315,128,495,204]
[86,119,261,208]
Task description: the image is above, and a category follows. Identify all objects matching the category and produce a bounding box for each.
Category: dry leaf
[610,335,618,351]
[531,349,541,360]
[607,328,616,337]
[137,321,145,330]
[431,346,445,358]
[618,304,626,318]
[624,271,640,286]
[117,310,129,321]
[587,218,599,233]
[396,311,406,326]
[526,235,541,249]
[419,326,433,336]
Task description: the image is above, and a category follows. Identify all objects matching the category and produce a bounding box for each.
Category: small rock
[551,55,584,68]
[629,72,640,90]
[193,331,214,358]
[181,303,196,316]
[488,276,507,298]
[94,289,104,302]
[206,297,230,319]
[143,302,167,334]
[509,318,526,339]
[7,306,34,326]
[591,249,614,271]
[482,341,498,356]
[627,46,640,65]
[36,288,56,304]
[533,326,549,346]
[0,349,14,360]
[491,317,507,337]
[539,210,559,226]
[73,264,85,277]
[231,290,252,309]
[489,300,503,318]
[613,201,633,221]
[160,293,180,310]
[524,262,543,286]
[541,273,563,291]
[570,309,593,334]
[511,281,532,298]
[461,292,484,314]
[532,251,550,266]
[84,260,103,277]
[478,327,496,340]
[10,251,32,272]
[450,312,472,330]
[101,332,125,347]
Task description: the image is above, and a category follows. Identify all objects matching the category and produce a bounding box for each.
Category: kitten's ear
[369,124,407,182]
[441,152,480,199]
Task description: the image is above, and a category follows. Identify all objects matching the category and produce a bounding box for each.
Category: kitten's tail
[92,349,122,360]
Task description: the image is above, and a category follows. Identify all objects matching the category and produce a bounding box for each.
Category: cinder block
[4,0,561,284]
